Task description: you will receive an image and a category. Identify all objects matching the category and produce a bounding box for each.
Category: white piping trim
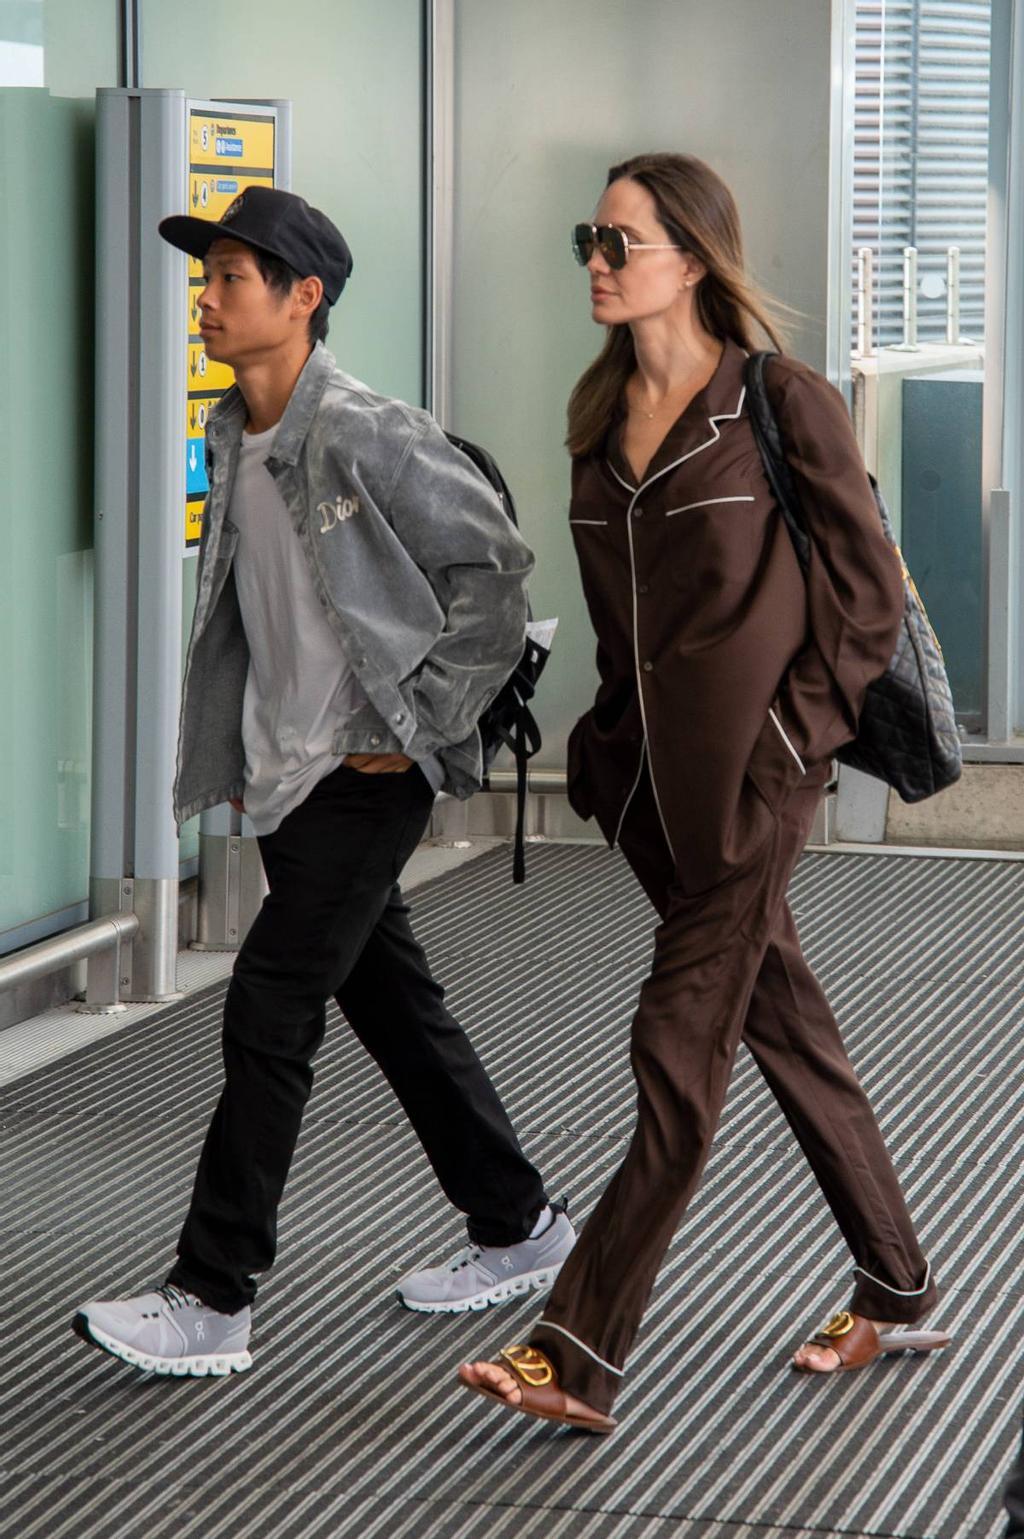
[768,708,806,775]
[626,517,675,861]
[569,518,608,526]
[665,495,755,517]
[612,738,648,850]
[606,382,748,504]
[601,383,748,862]
[853,1261,933,1297]
[607,460,636,495]
[534,1320,625,1376]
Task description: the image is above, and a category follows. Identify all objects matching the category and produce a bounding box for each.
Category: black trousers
[168,762,547,1313]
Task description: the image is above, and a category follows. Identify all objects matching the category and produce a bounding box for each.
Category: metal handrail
[0,912,139,1012]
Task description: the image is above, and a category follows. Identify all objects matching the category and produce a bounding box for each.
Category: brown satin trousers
[530,765,936,1415]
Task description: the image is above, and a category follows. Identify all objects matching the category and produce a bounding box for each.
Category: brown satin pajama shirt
[529,338,937,1415]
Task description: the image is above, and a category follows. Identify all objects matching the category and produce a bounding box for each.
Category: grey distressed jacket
[174,344,533,827]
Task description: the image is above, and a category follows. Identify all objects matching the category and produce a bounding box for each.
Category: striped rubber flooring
[2,843,1023,1538]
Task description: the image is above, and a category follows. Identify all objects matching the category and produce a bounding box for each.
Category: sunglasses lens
[571,224,595,266]
[597,227,627,269]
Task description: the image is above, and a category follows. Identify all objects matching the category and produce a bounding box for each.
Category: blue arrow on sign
[186,439,209,496]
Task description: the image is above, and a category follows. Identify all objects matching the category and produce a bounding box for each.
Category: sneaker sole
[71,1312,253,1377]
[396,1260,565,1315]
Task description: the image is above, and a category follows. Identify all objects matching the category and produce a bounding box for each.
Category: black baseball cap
[159,186,353,304]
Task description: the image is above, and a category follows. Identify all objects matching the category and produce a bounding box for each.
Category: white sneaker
[396,1206,576,1314]
[72,1284,252,1377]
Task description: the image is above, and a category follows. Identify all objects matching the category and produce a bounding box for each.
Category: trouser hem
[467,1195,549,1249]
[165,1262,250,1317]
[848,1264,938,1324]
[529,1321,622,1416]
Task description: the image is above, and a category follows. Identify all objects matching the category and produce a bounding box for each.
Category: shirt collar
[205,342,336,463]
[608,335,749,490]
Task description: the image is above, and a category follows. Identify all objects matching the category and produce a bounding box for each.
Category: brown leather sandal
[458,1344,617,1434]
[794,1310,952,1373]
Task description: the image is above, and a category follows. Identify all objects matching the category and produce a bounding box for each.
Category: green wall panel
[452,0,833,772]
[0,87,99,941]
[140,0,424,407]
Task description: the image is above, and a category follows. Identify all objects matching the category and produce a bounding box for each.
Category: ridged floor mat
[2,844,1022,1537]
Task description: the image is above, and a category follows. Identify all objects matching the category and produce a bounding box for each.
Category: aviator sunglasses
[571,222,683,270]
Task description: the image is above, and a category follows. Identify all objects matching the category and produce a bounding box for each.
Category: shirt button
[642,661,653,672]
[394,712,405,724]
[633,506,644,518]
[369,734,382,747]
[638,583,649,594]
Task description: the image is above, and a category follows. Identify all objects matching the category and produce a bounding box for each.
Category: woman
[457,153,950,1434]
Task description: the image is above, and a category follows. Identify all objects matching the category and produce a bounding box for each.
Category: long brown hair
[566,153,787,457]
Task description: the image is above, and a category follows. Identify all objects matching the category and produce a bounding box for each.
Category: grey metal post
[946,246,961,345]
[987,490,1012,742]
[130,90,188,1000]
[93,89,185,1001]
[195,804,266,951]
[92,89,139,989]
[894,246,919,351]
[856,247,874,359]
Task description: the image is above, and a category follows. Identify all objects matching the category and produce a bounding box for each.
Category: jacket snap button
[369,734,382,747]
[394,713,405,724]
[633,507,644,518]
[642,661,653,672]
[638,583,649,594]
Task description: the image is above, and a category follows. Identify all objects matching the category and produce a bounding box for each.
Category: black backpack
[445,432,550,882]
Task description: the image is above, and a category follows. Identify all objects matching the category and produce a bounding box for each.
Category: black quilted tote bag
[744,352,962,803]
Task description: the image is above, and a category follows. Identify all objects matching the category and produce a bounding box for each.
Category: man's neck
[236,342,316,434]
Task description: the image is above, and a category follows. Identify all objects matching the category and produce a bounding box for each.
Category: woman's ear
[679,255,707,291]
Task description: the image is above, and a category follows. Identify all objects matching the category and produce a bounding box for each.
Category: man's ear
[292,274,324,322]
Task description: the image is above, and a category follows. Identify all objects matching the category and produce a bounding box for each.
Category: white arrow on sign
[189,444,198,473]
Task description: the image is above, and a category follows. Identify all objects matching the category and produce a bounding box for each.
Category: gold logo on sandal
[499,1344,553,1386]
[820,1311,856,1339]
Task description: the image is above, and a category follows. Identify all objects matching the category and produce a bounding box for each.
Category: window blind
[853,0,991,349]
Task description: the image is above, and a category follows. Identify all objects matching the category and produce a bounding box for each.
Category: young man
[73,187,573,1376]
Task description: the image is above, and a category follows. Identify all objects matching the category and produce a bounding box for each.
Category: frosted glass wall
[450,0,834,769]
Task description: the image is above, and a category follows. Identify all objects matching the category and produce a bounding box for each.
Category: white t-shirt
[229,425,438,835]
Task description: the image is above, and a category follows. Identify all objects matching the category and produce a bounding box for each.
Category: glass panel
[0,0,44,85]
[452,1,835,768]
[140,0,424,406]
[0,75,107,944]
[851,0,992,730]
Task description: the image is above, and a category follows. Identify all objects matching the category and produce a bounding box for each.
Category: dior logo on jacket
[318,493,360,532]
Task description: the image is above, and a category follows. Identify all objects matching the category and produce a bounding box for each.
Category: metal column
[93,89,187,1001]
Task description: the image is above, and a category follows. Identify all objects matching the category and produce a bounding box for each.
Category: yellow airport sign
[189,113,275,172]
[186,394,224,439]
[184,103,277,549]
[185,498,205,547]
[187,341,233,393]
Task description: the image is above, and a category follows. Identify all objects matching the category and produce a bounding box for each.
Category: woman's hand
[343,753,414,774]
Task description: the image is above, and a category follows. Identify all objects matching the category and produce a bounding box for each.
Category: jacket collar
[205,342,336,464]
[608,335,749,490]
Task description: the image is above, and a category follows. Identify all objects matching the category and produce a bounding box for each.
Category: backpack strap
[743,351,812,572]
